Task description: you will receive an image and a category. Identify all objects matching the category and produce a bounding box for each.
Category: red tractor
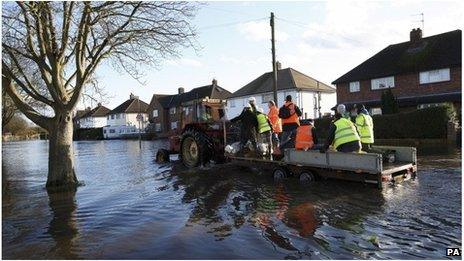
[155,98,238,167]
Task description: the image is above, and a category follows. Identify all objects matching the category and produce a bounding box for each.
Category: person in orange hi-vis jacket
[267,100,282,147]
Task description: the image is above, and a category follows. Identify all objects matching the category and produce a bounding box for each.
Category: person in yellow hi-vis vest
[355,104,374,151]
[256,108,273,156]
[320,104,361,153]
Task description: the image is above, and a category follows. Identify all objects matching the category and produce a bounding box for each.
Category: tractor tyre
[156,149,170,163]
[180,129,213,168]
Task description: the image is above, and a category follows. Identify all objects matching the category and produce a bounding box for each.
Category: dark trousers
[280,129,297,150]
[337,140,361,153]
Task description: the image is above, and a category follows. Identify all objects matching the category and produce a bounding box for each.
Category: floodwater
[2,140,462,259]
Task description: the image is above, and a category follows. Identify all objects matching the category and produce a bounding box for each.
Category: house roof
[81,105,111,118]
[332,30,462,84]
[109,98,149,114]
[229,67,335,98]
[152,83,231,108]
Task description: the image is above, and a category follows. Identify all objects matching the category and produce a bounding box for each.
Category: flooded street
[2,140,462,259]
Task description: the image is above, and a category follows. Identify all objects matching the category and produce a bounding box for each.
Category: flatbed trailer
[227,145,417,189]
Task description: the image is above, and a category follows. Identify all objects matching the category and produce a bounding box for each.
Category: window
[103,130,107,134]
[262,93,272,104]
[371,76,394,90]
[418,102,447,109]
[111,115,114,119]
[153,110,158,118]
[116,114,120,119]
[349,81,360,92]
[109,129,116,133]
[370,108,382,115]
[155,123,161,132]
[107,115,109,120]
[229,99,236,108]
[171,121,178,130]
[419,68,450,84]
[170,107,176,115]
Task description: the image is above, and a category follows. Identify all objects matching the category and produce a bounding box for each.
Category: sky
[78,0,463,110]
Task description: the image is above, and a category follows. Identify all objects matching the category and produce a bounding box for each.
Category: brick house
[332,29,461,115]
[147,79,231,135]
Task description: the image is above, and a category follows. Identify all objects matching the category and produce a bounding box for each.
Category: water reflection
[170,163,387,257]
[47,191,79,259]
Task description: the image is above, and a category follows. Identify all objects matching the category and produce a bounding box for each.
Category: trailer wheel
[299,171,316,183]
[156,149,170,163]
[180,129,213,168]
[273,167,288,181]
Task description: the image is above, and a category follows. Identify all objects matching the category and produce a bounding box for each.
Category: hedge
[313,105,456,140]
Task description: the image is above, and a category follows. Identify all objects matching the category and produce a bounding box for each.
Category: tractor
[155,98,238,167]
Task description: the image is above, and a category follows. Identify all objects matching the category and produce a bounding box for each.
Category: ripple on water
[2,141,462,259]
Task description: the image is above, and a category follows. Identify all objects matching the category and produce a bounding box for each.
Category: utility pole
[270,12,278,106]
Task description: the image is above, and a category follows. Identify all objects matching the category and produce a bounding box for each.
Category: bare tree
[2,88,16,129]
[2,1,198,192]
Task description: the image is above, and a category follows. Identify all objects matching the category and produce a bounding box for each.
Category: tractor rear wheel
[180,129,213,168]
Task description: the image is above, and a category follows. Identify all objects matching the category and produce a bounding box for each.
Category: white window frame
[262,93,273,104]
[419,68,450,84]
[152,109,158,118]
[169,107,176,115]
[349,81,360,92]
[371,76,395,90]
[370,108,382,115]
[171,121,178,130]
[229,99,236,108]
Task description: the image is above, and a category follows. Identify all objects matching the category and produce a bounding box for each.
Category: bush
[313,105,456,140]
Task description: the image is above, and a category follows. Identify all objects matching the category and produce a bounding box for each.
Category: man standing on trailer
[355,104,375,151]
[320,104,361,153]
[279,95,302,150]
[267,100,282,147]
[230,105,259,153]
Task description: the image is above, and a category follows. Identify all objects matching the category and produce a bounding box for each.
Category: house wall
[79,116,107,128]
[148,98,167,133]
[336,66,461,105]
[106,113,149,129]
[225,90,336,119]
[226,90,296,119]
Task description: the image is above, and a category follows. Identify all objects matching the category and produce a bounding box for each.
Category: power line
[202,5,256,17]
[199,17,268,31]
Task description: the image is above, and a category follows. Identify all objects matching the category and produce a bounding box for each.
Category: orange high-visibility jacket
[281,102,300,126]
[268,105,282,133]
[295,124,314,150]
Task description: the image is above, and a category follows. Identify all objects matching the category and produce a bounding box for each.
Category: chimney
[86,106,91,111]
[410,28,422,42]
[276,61,282,70]
[97,102,102,106]
[129,93,139,100]
[178,87,185,94]
[212,78,218,86]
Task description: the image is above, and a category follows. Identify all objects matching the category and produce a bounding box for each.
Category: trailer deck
[227,145,417,189]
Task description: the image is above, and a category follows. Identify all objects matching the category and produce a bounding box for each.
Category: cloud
[237,20,289,42]
[166,58,203,67]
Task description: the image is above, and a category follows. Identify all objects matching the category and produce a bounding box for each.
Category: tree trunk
[46,111,79,192]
